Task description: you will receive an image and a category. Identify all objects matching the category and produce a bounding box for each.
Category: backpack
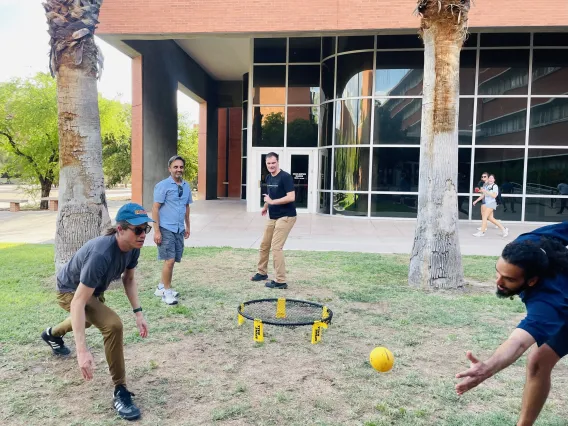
[488,184,502,206]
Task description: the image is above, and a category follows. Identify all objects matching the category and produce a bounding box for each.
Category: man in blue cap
[41,203,152,421]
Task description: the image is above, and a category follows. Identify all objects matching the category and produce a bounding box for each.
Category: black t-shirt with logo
[266,170,297,219]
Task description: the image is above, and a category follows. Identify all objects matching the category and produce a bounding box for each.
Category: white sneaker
[162,289,178,305]
[473,231,485,237]
[502,227,509,238]
[154,286,179,298]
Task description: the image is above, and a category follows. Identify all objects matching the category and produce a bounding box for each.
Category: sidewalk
[0,198,545,256]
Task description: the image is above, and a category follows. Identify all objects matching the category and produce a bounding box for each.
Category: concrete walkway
[0,198,546,256]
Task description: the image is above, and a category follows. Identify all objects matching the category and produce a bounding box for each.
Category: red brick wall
[99,0,568,36]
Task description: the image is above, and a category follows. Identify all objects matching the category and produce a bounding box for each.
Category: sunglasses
[178,185,183,198]
[127,225,152,235]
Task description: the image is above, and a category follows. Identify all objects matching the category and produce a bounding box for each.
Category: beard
[496,281,529,299]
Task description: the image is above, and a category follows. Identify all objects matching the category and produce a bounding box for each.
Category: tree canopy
[0,73,132,198]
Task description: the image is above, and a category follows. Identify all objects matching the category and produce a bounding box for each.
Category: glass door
[286,150,315,213]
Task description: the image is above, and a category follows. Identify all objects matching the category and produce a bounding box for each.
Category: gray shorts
[157,227,184,262]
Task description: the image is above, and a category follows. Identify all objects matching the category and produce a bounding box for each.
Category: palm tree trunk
[44,0,110,269]
[409,0,470,289]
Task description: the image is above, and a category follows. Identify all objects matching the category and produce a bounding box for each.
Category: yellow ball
[369,347,394,372]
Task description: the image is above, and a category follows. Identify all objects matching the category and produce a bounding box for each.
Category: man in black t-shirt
[251,152,297,289]
[40,203,152,420]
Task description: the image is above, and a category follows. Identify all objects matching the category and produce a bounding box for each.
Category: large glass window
[319,149,332,190]
[336,52,374,98]
[373,99,421,145]
[333,193,369,216]
[372,147,419,191]
[287,107,318,147]
[337,36,374,53]
[476,98,527,145]
[321,58,335,102]
[254,38,286,63]
[322,37,336,59]
[318,191,331,214]
[371,194,417,218]
[375,51,424,96]
[334,147,370,191]
[527,149,568,190]
[473,148,525,189]
[529,98,568,146]
[289,37,321,63]
[478,50,529,96]
[320,103,333,146]
[531,50,568,95]
[335,99,372,145]
[288,65,320,105]
[525,197,566,222]
[253,66,286,104]
[252,107,284,147]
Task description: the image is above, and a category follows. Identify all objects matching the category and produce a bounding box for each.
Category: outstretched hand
[77,350,95,381]
[455,351,491,395]
[136,315,149,338]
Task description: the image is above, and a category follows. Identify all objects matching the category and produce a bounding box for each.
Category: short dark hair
[481,171,489,177]
[502,237,568,280]
[266,152,279,161]
[168,155,185,167]
[104,221,130,236]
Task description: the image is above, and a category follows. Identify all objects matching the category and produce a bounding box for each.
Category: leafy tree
[99,96,131,186]
[0,74,58,209]
[0,73,133,208]
[260,112,284,146]
[177,115,198,187]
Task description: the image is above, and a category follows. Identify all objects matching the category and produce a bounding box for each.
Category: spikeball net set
[237,298,333,344]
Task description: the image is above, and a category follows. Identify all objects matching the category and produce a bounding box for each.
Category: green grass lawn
[0,243,567,426]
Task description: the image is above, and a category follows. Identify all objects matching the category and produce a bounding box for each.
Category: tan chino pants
[257,216,297,283]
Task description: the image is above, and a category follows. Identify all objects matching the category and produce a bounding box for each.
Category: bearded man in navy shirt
[456,222,568,426]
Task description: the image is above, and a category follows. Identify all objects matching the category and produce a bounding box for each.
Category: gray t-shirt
[56,235,140,296]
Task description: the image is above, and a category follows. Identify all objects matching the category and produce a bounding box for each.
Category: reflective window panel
[242,73,249,103]
[375,51,424,96]
[321,58,335,103]
[460,50,477,95]
[318,191,331,214]
[481,33,530,47]
[527,149,568,191]
[334,147,370,191]
[335,99,372,145]
[290,154,310,208]
[322,37,336,59]
[289,37,321,63]
[287,107,318,147]
[478,50,529,96]
[242,103,248,129]
[471,197,521,221]
[373,99,421,145]
[473,148,525,193]
[253,66,286,104]
[336,52,374,98]
[333,193,369,216]
[377,34,423,49]
[529,98,568,146]
[531,50,568,95]
[476,98,527,145]
[371,147,419,192]
[288,65,320,105]
[524,197,562,222]
[337,36,374,53]
[458,98,474,145]
[242,129,247,156]
[534,33,568,47]
[371,194,417,218]
[252,107,285,147]
[319,148,332,190]
[319,103,333,146]
[241,158,247,185]
[457,195,471,220]
[254,38,286,63]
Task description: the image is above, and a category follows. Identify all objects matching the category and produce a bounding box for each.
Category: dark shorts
[157,227,184,262]
[546,325,568,358]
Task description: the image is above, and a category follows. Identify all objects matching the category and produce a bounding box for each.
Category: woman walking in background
[473,174,508,238]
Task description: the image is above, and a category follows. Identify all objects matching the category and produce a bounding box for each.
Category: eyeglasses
[177,185,183,198]
[481,175,488,179]
[127,225,152,235]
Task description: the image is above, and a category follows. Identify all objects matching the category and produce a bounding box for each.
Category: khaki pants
[257,216,297,283]
[51,292,126,386]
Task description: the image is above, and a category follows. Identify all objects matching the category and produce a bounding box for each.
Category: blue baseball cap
[115,203,155,225]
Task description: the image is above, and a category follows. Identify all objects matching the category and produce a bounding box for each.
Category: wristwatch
[132,307,143,313]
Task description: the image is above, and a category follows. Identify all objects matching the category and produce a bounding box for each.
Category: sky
[0,0,199,122]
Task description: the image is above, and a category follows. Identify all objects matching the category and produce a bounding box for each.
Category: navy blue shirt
[515,222,568,345]
[266,170,297,220]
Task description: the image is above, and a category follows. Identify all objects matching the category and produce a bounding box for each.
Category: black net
[238,298,333,327]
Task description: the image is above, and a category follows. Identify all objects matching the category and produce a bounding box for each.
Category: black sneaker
[251,273,268,281]
[113,385,141,421]
[265,280,288,289]
[41,327,71,356]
